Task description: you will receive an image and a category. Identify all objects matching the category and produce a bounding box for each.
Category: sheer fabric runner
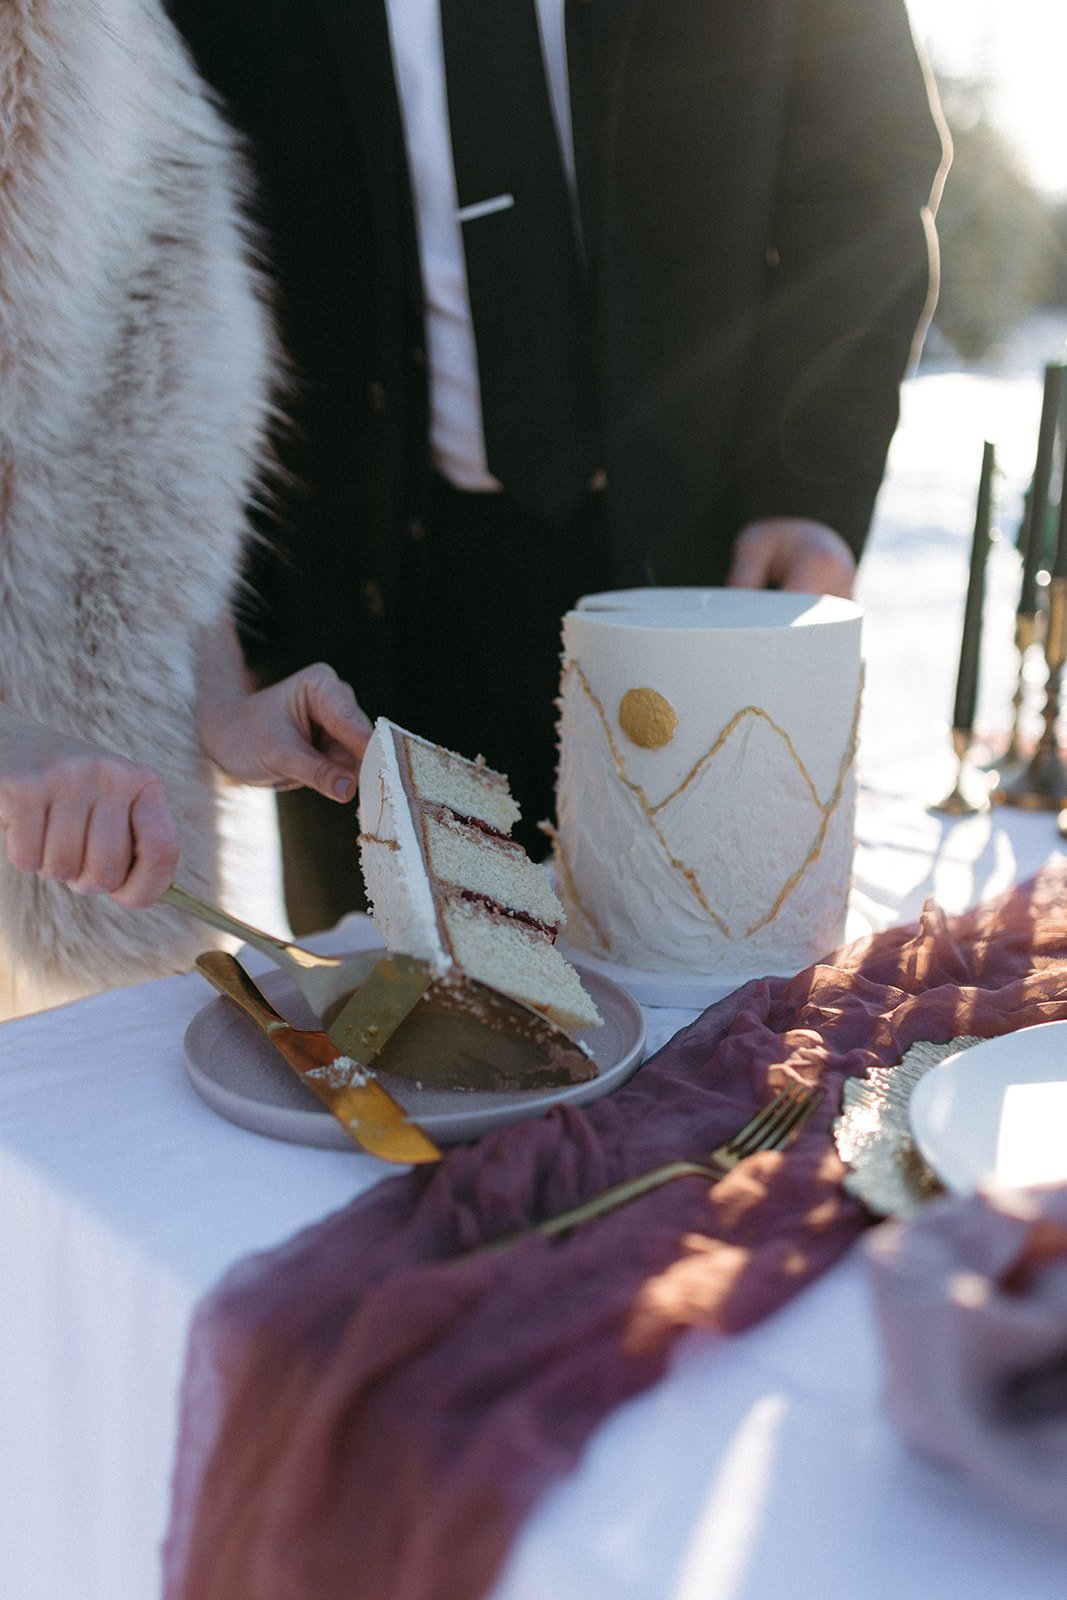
[164,865,1067,1600]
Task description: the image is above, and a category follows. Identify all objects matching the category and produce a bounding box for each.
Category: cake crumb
[305,1056,371,1090]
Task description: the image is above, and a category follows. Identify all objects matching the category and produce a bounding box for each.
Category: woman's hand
[0,712,179,907]
[197,660,373,801]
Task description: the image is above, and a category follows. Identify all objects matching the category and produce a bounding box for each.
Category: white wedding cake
[552,588,863,983]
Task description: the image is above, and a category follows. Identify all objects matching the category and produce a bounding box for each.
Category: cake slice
[358,718,602,1033]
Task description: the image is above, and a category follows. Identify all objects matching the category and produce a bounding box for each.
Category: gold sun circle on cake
[618,687,678,749]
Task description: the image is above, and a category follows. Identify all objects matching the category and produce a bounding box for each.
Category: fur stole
[0,0,274,1016]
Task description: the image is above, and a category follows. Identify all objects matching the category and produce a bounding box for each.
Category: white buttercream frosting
[357,720,448,970]
[553,588,863,977]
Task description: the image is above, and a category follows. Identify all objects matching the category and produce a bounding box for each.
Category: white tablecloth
[3,786,1067,1600]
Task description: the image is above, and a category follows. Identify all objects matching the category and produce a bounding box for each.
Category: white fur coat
[0,0,274,1016]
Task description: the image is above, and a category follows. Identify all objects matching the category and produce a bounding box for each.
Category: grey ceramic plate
[183,956,646,1150]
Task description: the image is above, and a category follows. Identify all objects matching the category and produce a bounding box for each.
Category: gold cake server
[195,950,441,1164]
[164,881,381,1020]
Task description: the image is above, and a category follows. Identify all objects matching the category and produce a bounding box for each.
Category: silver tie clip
[455,193,515,224]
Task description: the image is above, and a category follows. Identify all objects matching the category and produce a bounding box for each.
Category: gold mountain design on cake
[555,660,859,955]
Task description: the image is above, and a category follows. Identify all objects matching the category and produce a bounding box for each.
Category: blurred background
[857,0,1067,814]
[907,0,1067,361]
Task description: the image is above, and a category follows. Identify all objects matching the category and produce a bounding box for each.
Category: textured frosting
[357,720,448,970]
[553,588,863,977]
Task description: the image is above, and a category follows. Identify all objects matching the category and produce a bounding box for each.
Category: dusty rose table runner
[164,865,1067,1600]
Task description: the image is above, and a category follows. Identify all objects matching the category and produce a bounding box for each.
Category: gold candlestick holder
[985,612,1037,776]
[932,726,989,815]
[995,576,1067,809]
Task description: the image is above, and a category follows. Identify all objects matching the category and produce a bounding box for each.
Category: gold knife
[195,950,442,1164]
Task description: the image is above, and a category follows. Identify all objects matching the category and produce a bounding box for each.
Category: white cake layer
[404,732,519,833]
[554,587,862,977]
[358,721,448,970]
[422,811,564,926]
[440,900,602,1032]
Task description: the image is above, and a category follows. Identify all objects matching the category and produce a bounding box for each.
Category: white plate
[908,1021,1067,1193]
[183,957,646,1150]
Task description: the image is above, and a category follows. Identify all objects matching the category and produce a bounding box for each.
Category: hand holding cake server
[0,639,372,913]
[0,0,376,1018]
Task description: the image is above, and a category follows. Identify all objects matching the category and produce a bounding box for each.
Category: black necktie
[440,0,599,526]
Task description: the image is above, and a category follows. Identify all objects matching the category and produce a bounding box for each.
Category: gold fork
[491,1084,825,1248]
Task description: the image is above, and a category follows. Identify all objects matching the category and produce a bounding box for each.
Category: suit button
[360,579,386,618]
[368,380,387,413]
[410,346,426,369]
[405,517,426,543]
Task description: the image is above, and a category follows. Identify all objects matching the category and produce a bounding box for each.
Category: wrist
[194,615,254,777]
[194,695,246,784]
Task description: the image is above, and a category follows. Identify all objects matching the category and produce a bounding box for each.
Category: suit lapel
[565,0,642,281]
[309,0,421,311]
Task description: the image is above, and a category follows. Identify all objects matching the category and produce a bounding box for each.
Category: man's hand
[197,661,373,801]
[0,713,179,908]
[725,518,857,598]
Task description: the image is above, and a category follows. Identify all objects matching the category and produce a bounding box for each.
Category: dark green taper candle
[1053,425,1067,581]
[953,440,995,735]
[1018,362,1066,616]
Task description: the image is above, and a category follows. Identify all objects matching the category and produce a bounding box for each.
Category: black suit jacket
[165,0,943,709]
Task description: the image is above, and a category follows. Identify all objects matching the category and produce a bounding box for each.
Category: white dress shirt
[383,0,577,492]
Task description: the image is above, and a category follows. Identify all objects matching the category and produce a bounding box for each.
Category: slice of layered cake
[358,718,602,1034]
